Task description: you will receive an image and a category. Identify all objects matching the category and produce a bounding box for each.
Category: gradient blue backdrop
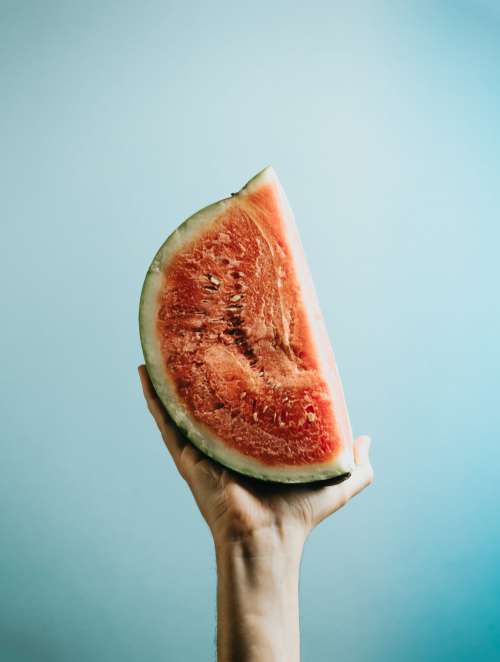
[2,2,499,660]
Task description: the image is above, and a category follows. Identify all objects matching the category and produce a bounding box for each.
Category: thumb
[353,435,371,466]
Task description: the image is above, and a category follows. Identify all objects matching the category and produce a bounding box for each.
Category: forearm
[215,527,304,662]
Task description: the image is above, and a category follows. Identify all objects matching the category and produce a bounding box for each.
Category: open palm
[139,365,373,544]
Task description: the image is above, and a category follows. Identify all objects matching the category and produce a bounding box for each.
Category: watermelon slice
[139,167,354,483]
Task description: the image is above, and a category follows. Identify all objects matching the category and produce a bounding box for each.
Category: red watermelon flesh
[139,167,353,482]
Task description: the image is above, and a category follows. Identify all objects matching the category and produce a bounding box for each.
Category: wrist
[215,524,303,662]
[214,523,306,565]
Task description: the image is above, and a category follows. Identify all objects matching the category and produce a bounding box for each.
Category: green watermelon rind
[139,167,354,483]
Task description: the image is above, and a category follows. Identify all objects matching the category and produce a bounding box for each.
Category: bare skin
[138,365,374,662]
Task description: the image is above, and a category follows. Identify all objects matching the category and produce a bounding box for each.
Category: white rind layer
[139,167,354,483]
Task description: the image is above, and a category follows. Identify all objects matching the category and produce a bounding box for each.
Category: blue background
[2,1,499,660]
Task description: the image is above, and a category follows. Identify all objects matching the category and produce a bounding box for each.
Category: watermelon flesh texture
[139,167,354,482]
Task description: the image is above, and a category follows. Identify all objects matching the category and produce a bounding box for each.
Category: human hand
[138,365,374,550]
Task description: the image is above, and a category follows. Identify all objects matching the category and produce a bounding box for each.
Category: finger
[338,456,374,503]
[308,436,374,524]
[354,435,371,466]
[138,365,187,469]
[138,365,219,486]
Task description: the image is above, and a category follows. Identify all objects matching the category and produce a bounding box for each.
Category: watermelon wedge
[139,167,354,483]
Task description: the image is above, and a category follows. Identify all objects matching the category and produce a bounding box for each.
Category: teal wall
[2,2,499,660]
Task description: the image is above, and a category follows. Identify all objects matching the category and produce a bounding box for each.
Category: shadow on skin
[224,466,352,496]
